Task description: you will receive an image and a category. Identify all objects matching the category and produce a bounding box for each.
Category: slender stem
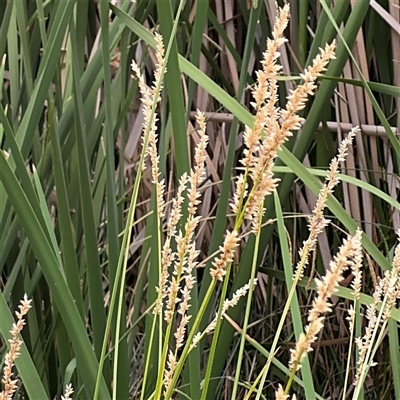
[140,310,159,400]
[200,262,233,400]
[164,281,216,399]
[231,206,263,399]
[255,242,312,396]
[342,299,358,400]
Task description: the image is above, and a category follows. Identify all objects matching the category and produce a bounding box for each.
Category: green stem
[231,206,263,399]
[164,281,216,399]
[255,241,312,396]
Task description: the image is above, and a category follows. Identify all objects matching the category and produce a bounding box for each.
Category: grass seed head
[1,295,32,400]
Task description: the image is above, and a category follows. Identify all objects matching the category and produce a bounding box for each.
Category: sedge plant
[1,2,399,400]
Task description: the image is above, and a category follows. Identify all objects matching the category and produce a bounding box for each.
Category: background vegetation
[0,0,399,399]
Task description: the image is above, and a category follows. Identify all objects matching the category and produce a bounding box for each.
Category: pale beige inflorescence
[61,384,74,400]
[132,33,212,392]
[230,3,337,234]
[280,127,362,388]
[131,3,342,397]
[289,230,363,372]
[353,282,381,385]
[172,110,209,346]
[210,230,240,281]
[131,32,166,220]
[190,278,258,350]
[206,278,258,334]
[275,384,297,400]
[240,4,290,170]
[157,173,188,318]
[0,294,32,400]
[347,228,364,332]
[295,127,358,280]
[132,33,174,321]
[382,230,400,321]
[162,111,210,393]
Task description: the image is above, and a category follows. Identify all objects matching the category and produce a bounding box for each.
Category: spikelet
[131,33,166,218]
[159,111,209,394]
[289,231,362,372]
[61,384,74,400]
[241,4,290,170]
[164,111,208,327]
[0,295,32,400]
[275,385,297,400]
[275,384,289,400]
[294,127,358,280]
[245,40,337,227]
[190,279,258,349]
[210,230,240,281]
[155,173,188,316]
[231,3,337,234]
[163,350,177,396]
[353,231,400,388]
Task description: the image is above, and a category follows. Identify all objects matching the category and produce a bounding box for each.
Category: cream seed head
[210,230,239,281]
[353,233,399,387]
[187,110,209,217]
[275,384,289,400]
[289,232,361,372]
[230,174,248,215]
[293,128,357,281]
[382,234,400,320]
[129,10,363,398]
[238,37,337,235]
[132,35,166,218]
[163,350,177,395]
[351,228,364,300]
[61,384,74,400]
[242,4,289,170]
[0,295,32,400]
[203,279,258,336]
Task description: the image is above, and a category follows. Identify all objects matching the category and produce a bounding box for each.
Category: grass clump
[1,1,399,399]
